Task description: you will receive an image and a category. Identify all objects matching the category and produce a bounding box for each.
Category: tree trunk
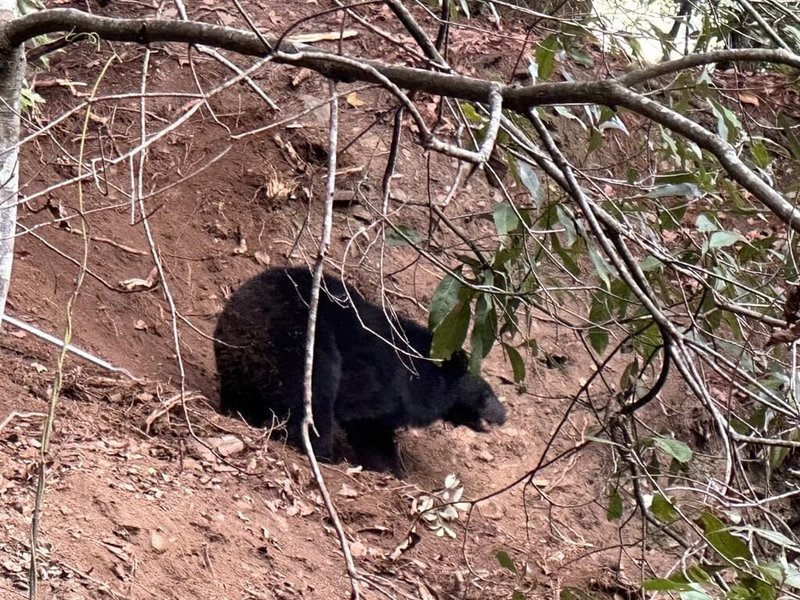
[0,0,23,326]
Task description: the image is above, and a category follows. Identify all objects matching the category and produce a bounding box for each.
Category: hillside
[0,1,685,598]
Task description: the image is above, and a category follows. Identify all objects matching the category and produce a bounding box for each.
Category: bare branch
[300,81,361,599]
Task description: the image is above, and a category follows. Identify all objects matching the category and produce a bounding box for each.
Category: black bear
[213,266,506,476]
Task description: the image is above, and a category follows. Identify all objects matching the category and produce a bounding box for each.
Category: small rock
[149,530,175,554]
[477,450,494,463]
[213,435,245,457]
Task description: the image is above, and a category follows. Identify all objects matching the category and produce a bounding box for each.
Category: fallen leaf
[337,484,359,498]
[254,251,271,267]
[737,92,760,107]
[347,92,365,108]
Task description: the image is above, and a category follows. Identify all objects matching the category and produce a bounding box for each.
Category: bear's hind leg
[343,421,403,477]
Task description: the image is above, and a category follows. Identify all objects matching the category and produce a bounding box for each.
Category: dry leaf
[337,484,359,498]
[120,266,159,291]
[346,92,365,108]
[254,251,271,267]
[737,92,760,107]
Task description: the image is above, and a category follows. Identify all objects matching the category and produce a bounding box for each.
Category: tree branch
[5,10,800,114]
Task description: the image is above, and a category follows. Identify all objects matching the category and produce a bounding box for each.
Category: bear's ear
[442,349,469,373]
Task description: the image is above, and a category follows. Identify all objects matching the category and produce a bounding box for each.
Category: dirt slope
[0,2,653,598]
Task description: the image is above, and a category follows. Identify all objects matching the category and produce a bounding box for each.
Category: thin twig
[300,79,361,600]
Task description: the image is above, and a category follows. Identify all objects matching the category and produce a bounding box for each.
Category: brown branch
[5,9,799,115]
[619,48,800,86]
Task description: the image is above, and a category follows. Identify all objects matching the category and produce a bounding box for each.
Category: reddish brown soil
[0,2,673,599]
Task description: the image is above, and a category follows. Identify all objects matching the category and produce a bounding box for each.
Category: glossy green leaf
[518,161,543,206]
[654,437,693,463]
[607,490,623,521]
[535,34,558,81]
[504,344,526,383]
[494,201,521,237]
[651,493,678,523]
[699,512,753,564]
[708,231,744,249]
[429,273,468,330]
[496,550,517,574]
[386,224,425,247]
[430,300,471,361]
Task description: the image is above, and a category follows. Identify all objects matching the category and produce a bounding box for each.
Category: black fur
[213,266,506,476]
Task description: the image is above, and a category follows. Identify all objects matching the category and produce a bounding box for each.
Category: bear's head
[441,350,507,432]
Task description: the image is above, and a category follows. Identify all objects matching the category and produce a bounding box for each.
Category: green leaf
[469,293,496,371]
[654,437,693,464]
[587,241,613,289]
[749,140,771,169]
[607,490,623,521]
[518,161,543,206]
[567,47,593,68]
[386,224,425,247]
[589,294,610,354]
[740,526,800,553]
[632,321,662,359]
[695,214,719,232]
[496,550,517,574]
[504,344,526,383]
[708,231,744,249]
[639,256,662,272]
[643,579,693,592]
[460,102,483,125]
[646,183,701,198]
[686,566,713,584]
[708,97,742,143]
[699,512,753,564]
[555,205,577,247]
[587,128,603,155]
[512,591,526,600]
[551,235,581,276]
[588,327,608,356]
[535,34,558,81]
[430,300,471,361]
[429,273,468,330]
[651,493,678,523]
[494,201,521,237]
